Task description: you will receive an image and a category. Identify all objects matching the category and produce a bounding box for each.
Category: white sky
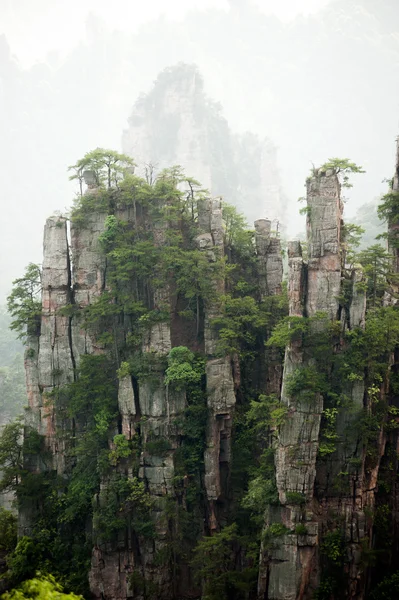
[1,0,331,67]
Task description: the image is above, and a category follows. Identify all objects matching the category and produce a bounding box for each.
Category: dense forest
[0,145,399,600]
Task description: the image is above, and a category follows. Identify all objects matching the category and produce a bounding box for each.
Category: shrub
[286,492,306,506]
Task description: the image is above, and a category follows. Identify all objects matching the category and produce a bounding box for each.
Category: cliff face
[21,168,284,599]
[18,145,399,600]
[260,170,363,600]
[122,64,287,227]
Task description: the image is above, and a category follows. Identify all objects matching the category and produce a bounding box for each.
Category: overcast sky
[2,0,331,66]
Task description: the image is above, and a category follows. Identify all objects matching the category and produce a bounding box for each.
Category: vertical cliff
[18,157,288,599]
[259,160,399,600]
[15,144,399,600]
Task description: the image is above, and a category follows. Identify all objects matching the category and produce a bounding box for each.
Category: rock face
[122,64,287,226]
[21,168,288,599]
[260,169,368,600]
[24,152,399,600]
[197,199,236,528]
[26,216,74,473]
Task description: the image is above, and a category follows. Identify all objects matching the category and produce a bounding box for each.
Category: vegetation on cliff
[2,150,399,599]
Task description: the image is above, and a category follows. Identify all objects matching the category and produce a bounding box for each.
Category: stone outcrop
[28,216,73,473]
[196,198,236,528]
[25,151,399,600]
[255,219,283,298]
[260,169,368,600]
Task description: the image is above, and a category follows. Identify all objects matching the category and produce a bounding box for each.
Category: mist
[1,0,398,299]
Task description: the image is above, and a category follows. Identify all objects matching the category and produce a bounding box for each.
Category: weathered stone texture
[89,546,135,600]
[264,171,345,600]
[255,218,283,298]
[348,267,366,329]
[38,216,74,389]
[287,241,305,317]
[197,199,236,520]
[118,375,136,439]
[35,217,74,473]
[70,209,108,357]
[306,172,342,319]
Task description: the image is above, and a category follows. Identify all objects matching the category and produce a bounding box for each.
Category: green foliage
[246,394,287,431]
[285,492,306,506]
[314,577,336,600]
[294,524,308,535]
[221,202,253,252]
[0,308,24,365]
[267,313,321,349]
[68,147,134,192]
[314,530,347,599]
[0,353,27,420]
[109,434,131,466]
[0,419,23,493]
[262,523,290,544]
[320,530,345,565]
[1,574,83,599]
[145,437,171,457]
[377,189,399,225]
[341,222,365,267]
[318,408,339,457]
[241,473,277,515]
[285,366,325,403]
[357,244,394,306]
[317,158,365,188]
[5,356,119,594]
[239,395,283,519]
[0,508,17,552]
[191,524,257,600]
[93,475,153,542]
[212,295,269,357]
[7,264,42,341]
[116,361,131,379]
[165,346,203,390]
[370,572,399,599]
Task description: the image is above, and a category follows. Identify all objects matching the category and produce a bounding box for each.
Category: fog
[1,0,398,300]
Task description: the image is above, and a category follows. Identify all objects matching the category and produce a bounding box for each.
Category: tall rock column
[254,219,283,299]
[196,198,236,530]
[255,218,284,396]
[37,215,74,473]
[264,170,343,600]
[136,215,185,599]
[70,179,108,358]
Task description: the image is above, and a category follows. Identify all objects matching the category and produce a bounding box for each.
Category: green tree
[318,158,365,188]
[357,244,393,307]
[1,574,83,599]
[191,524,256,600]
[7,264,41,341]
[0,420,23,493]
[68,148,134,192]
[165,346,203,390]
[370,572,399,600]
[341,222,365,268]
[212,295,269,357]
[0,507,17,552]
